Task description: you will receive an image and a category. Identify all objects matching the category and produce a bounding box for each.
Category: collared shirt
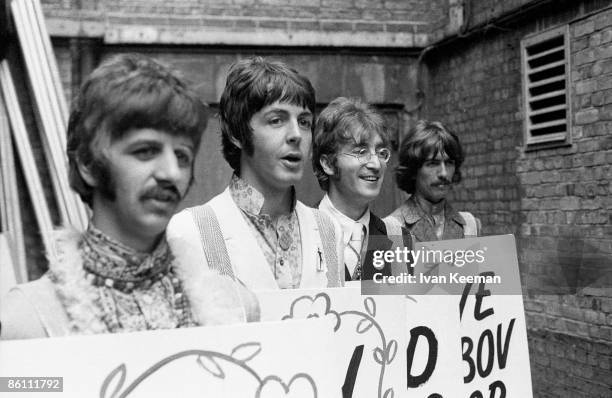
[388,195,469,242]
[319,194,370,278]
[229,175,302,289]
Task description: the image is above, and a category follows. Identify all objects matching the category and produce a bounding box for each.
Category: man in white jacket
[168,57,344,291]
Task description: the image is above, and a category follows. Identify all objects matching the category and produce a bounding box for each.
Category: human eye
[351,147,368,156]
[132,145,160,160]
[298,117,313,130]
[377,148,391,160]
[267,112,286,127]
[175,148,194,168]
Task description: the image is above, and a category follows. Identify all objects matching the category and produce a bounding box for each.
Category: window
[521,26,571,147]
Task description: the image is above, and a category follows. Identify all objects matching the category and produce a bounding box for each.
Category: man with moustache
[313,97,411,281]
[168,57,344,290]
[1,54,256,339]
[387,120,480,241]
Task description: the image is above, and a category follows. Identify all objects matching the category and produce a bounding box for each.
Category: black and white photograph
[0,0,610,396]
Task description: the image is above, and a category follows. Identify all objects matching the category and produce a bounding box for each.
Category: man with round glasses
[313,97,410,281]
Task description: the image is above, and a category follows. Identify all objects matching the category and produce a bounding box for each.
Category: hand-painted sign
[256,286,407,398]
[407,235,533,398]
[0,319,339,397]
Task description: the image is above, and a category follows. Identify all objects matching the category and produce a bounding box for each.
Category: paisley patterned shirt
[80,225,193,333]
[229,175,303,289]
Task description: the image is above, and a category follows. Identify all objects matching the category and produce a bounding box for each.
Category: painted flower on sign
[282,293,341,331]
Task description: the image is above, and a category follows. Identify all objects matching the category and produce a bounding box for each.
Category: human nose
[155,149,182,183]
[364,152,382,170]
[286,118,302,145]
[438,162,449,179]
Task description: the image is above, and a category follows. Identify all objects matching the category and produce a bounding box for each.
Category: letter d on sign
[407,326,438,388]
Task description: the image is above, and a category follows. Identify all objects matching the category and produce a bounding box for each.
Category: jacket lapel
[361,214,393,279]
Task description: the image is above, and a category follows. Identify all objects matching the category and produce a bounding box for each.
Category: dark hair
[312,97,388,191]
[219,56,316,172]
[395,120,464,194]
[67,53,208,206]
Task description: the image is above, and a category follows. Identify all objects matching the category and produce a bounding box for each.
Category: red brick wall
[423,1,612,396]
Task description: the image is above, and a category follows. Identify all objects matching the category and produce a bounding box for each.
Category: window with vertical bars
[521,26,571,146]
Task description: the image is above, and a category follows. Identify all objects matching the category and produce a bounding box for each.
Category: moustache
[140,185,181,203]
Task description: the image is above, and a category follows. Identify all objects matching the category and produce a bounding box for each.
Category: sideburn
[90,159,117,201]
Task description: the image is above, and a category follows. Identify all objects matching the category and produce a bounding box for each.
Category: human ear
[76,157,98,187]
[229,134,243,149]
[320,155,336,176]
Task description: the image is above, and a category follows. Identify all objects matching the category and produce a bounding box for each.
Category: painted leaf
[100,363,126,398]
[356,318,373,334]
[383,387,395,398]
[196,355,225,379]
[386,340,398,364]
[364,297,376,317]
[231,342,262,362]
[373,347,384,365]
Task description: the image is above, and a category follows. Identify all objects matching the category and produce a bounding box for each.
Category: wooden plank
[0,234,18,300]
[11,0,70,224]
[30,0,88,229]
[31,0,69,129]
[11,0,88,230]
[0,91,27,283]
[0,60,57,261]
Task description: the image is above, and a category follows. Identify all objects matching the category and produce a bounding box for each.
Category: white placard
[412,235,533,398]
[405,295,464,397]
[256,286,407,398]
[0,319,340,397]
[458,294,531,397]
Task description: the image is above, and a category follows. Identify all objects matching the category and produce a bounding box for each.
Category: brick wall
[423,31,523,237]
[423,1,612,396]
[41,0,446,47]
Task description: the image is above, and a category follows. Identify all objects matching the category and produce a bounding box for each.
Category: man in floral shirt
[168,57,344,291]
[1,54,256,339]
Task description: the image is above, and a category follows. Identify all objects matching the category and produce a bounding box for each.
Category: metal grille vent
[522,27,570,146]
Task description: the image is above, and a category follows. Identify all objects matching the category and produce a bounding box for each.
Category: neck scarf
[81,224,172,292]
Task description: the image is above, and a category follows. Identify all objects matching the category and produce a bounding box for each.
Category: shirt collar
[400,195,465,226]
[229,174,297,216]
[320,194,370,245]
